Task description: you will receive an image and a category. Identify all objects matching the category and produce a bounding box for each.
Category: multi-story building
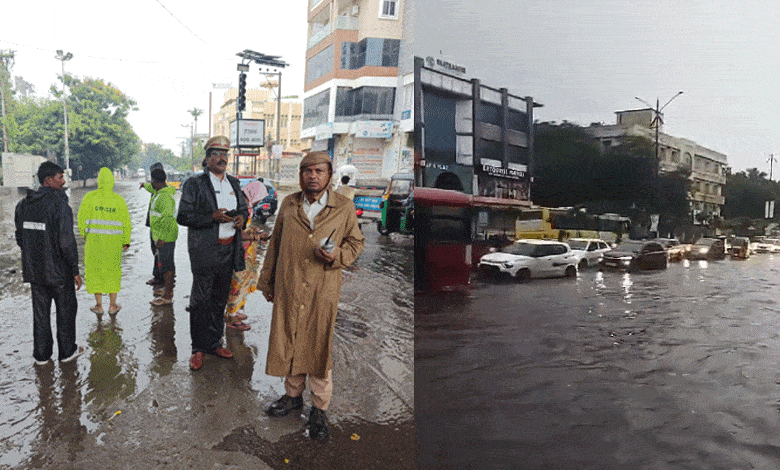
[213,87,303,176]
[588,109,728,220]
[302,0,410,185]
[412,56,541,236]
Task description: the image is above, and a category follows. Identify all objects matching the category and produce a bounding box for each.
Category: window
[335,86,396,120]
[303,89,330,129]
[379,0,398,19]
[341,38,400,69]
[306,45,334,84]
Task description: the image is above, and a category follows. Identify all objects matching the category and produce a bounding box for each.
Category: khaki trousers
[285,370,333,410]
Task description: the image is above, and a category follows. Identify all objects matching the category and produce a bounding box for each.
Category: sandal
[108,305,122,315]
[90,306,104,315]
[226,321,251,331]
[150,297,173,306]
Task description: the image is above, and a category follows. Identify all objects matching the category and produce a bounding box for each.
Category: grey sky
[2,0,307,153]
[408,0,780,173]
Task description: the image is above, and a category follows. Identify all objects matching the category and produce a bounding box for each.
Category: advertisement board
[230,119,265,148]
[354,121,393,139]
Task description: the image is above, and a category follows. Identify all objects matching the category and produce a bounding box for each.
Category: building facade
[302,0,410,185]
[413,56,540,235]
[588,109,728,219]
[212,87,303,176]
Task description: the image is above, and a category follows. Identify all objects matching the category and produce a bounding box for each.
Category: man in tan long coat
[257,152,364,440]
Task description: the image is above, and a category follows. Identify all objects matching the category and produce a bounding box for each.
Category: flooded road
[0,179,414,470]
[417,257,780,469]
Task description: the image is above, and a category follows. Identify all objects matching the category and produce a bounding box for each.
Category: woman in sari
[224,180,269,330]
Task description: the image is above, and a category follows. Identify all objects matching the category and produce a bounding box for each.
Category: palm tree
[188,108,203,134]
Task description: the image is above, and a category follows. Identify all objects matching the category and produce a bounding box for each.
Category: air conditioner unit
[351,5,359,16]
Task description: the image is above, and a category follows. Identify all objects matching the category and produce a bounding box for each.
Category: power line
[153,0,206,44]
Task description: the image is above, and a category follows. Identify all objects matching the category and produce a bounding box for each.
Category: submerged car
[655,238,691,262]
[688,237,726,260]
[478,239,578,281]
[566,238,612,269]
[600,240,668,271]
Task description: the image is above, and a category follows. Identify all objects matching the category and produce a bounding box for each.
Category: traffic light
[238,73,247,111]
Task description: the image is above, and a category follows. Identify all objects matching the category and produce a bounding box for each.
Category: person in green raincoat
[77,167,132,316]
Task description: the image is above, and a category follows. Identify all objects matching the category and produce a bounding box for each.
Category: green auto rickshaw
[377,172,414,235]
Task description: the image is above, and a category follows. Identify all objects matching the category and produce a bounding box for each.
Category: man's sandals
[226,321,250,331]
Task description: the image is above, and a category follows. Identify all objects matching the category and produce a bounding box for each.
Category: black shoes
[266,394,303,417]
[307,407,329,440]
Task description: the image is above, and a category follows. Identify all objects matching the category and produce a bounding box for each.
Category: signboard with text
[354,121,393,139]
[230,119,265,148]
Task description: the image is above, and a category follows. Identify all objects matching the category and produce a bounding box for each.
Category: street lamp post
[236,50,288,182]
[635,91,683,165]
[55,50,73,177]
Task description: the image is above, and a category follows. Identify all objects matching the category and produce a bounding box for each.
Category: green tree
[723,168,780,219]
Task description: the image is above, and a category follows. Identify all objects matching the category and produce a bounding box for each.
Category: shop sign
[481,164,525,180]
[354,121,393,139]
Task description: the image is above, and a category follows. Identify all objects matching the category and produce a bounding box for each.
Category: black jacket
[177,170,248,272]
[15,186,79,286]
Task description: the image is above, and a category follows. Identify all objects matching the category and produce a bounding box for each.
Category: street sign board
[230,119,266,148]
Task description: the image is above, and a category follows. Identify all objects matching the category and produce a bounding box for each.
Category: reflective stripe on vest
[86,219,123,227]
[84,227,123,235]
[149,210,162,218]
[23,221,46,230]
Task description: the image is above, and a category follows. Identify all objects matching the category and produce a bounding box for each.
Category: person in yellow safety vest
[143,168,178,306]
[77,167,132,316]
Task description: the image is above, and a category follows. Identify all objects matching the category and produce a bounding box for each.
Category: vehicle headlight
[699,247,709,253]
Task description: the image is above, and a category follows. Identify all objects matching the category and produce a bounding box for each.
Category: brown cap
[204,135,230,152]
[299,151,332,169]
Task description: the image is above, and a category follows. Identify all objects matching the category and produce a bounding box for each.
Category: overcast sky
[409,0,780,173]
[2,0,307,154]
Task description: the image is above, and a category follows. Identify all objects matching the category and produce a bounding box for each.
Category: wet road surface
[417,257,780,469]
[0,179,414,470]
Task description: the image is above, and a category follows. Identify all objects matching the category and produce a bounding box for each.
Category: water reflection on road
[417,256,780,469]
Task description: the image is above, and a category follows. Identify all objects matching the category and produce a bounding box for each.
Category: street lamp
[635,91,683,164]
[55,50,73,177]
[236,50,288,181]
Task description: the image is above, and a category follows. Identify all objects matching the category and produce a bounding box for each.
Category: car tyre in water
[565,265,577,278]
[516,269,531,282]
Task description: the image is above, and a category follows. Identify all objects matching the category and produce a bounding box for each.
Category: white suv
[478,239,578,281]
[566,238,612,269]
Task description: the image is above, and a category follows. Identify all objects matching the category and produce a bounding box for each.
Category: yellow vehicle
[515,207,629,243]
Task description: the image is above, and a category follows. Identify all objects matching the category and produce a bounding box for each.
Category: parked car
[600,240,668,271]
[688,237,726,260]
[753,237,780,254]
[566,238,612,269]
[729,237,751,259]
[478,239,578,281]
[655,238,691,262]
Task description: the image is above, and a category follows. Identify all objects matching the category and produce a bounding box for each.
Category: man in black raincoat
[177,136,248,371]
[15,161,85,365]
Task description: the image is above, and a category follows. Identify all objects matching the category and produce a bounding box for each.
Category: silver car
[478,239,579,281]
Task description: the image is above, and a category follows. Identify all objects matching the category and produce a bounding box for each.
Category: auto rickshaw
[376,172,414,235]
[729,236,751,259]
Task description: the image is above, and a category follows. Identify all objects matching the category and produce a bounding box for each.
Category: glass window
[379,0,398,19]
[306,45,334,84]
[303,89,330,129]
[341,38,400,70]
[478,101,502,126]
[382,39,400,67]
[507,109,528,132]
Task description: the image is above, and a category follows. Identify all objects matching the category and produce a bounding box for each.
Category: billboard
[230,119,265,148]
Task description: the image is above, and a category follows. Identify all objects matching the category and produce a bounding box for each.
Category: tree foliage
[722,168,780,219]
[6,73,141,181]
[532,122,692,234]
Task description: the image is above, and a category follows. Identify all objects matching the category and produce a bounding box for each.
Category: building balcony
[307,16,359,49]
[692,171,726,185]
[690,191,725,205]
